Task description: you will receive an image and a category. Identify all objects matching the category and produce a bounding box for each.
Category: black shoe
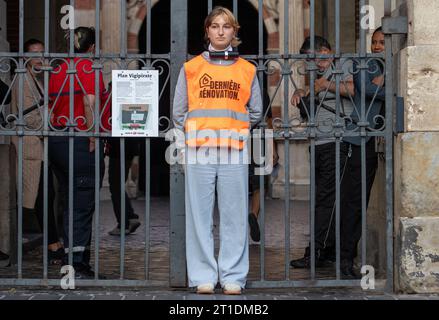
[290,255,333,269]
[74,264,107,280]
[248,213,260,242]
[109,219,141,236]
[340,259,360,279]
[48,248,65,265]
[128,219,141,233]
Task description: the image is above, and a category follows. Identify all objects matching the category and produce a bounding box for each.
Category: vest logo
[198,75,241,101]
[199,73,212,88]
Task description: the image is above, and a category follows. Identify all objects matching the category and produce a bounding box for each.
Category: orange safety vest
[184,55,256,150]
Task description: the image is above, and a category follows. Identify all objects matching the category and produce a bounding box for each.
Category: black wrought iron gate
[0,0,397,292]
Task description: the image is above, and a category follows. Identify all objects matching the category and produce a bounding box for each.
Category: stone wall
[394,0,439,293]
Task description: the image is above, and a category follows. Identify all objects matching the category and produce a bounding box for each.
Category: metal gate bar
[384,0,394,294]
[93,0,102,281]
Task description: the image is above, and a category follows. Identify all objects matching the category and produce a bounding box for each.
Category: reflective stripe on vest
[184,55,255,149]
[186,109,250,123]
[186,129,249,149]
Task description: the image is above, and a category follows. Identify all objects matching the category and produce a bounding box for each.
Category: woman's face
[371,31,385,53]
[26,43,44,72]
[206,14,235,50]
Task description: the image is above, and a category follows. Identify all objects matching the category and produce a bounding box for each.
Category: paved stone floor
[2,194,436,300]
[0,196,344,281]
[0,287,438,300]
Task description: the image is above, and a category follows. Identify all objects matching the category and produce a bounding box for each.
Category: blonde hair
[204,6,241,47]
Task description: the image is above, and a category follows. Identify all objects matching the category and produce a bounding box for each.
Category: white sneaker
[223,283,242,295]
[196,283,215,294]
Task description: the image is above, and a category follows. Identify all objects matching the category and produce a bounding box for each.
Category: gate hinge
[382,16,408,35]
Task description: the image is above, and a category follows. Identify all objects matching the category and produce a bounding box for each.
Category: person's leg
[185,153,218,288]
[318,142,349,262]
[108,150,122,225]
[292,144,328,267]
[71,138,97,268]
[33,163,61,248]
[291,143,348,268]
[341,140,378,263]
[340,144,362,277]
[0,250,9,267]
[108,139,138,233]
[48,137,69,261]
[123,139,139,221]
[217,150,249,290]
[251,189,260,217]
[51,164,66,240]
[313,143,337,257]
[50,136,97,271]
[248,162,261,242]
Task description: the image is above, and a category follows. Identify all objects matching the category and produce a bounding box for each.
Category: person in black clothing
[339,28,386,278]
[106,137,141,236]
[0,78,11,266]
[1,78,11,127]
[100,81,141,236]
[289,36,355,272]
[0,79,11,105]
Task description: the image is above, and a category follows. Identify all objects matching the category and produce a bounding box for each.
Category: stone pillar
[394,0,439,293]
[101,0,121,85]
[74,0,96,28]
[273,0,309,200]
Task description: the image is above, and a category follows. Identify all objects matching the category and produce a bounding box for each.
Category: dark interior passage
[138,0,268,196]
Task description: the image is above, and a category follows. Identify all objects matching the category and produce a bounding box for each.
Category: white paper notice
[112,70,159,137]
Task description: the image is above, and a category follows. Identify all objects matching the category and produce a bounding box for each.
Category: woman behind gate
[11,39,64,265]
[48,27,105,279]
[340,27,386,277]
[172,7,262,295]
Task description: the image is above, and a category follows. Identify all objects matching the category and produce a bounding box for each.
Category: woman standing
[11,39,64,265]
[172,7,262,295]
[340,28,386,278]
[49,27,105,278]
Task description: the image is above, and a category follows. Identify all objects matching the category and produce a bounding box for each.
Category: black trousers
[49,136,104,267]
[106,138,140,227]
[340,139,378,261]
[305,142,349,260]
[31,163,59,245]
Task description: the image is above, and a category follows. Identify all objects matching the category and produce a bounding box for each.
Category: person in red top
[48,27,105,279]
[49,41,106,135]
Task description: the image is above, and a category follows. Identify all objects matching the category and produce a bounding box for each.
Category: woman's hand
[372,75,384,86]
[291,89,307,107]
[89,137,96,153]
